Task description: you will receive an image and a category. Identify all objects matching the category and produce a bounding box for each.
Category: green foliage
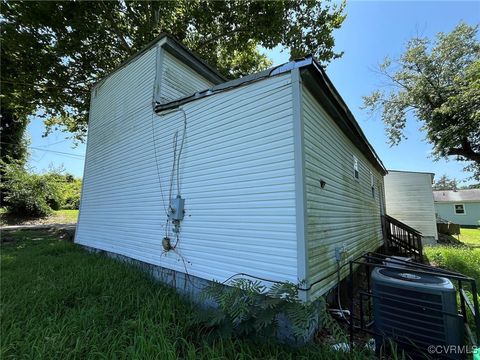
[1,0,346,142]
[198,278,322,342]
[424,244,480,334]
[433,174,458,190]
[1,159,56,217]
[459,183,480,189]
[363,23,480,179]
[424,245,480,283]
[321,310,348,344]
[1,230,375,359]
[42,167,82,210]
[0,160,82,218]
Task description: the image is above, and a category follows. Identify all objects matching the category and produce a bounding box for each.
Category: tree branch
[198,27,249,47]
[446,138,480,163]
[100,1,132,54]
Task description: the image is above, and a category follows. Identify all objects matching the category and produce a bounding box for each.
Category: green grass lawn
[0,209,78,226]
[458,227,480,247]
[424,228,480,334]
[1,230,373,360]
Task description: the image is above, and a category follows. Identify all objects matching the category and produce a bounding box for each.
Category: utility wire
[29,147,85,158]
[0,142,85,159]
[176,109,187,196]
[169,131,178,205]
[151,113,169,216]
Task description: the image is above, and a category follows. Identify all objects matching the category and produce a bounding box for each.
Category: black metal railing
[347,253,480,357]
[382,215,423,263]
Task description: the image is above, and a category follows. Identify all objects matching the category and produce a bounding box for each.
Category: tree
[433,175,458,191]
[459,183,480,190]
[363,23,480,179]
[0,0,346,143]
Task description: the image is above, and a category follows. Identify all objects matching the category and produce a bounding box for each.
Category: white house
[434,189,480,227]
[75,34,388,301]
[384,170,438,244]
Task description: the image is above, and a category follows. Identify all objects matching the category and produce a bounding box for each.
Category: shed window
[353,156,359,179]
[454,204,465,215]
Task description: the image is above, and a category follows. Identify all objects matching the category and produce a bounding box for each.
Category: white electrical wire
[337,260,350,325]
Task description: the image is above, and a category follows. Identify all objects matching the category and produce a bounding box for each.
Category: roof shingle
[433,189,480,202]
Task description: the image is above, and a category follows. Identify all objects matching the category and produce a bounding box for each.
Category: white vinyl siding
[302,87,384,300]
[384,171,438,241]
[157,50,214,104]
[76,60,299,286]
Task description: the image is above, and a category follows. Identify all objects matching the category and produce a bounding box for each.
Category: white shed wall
[157,50,214,104]
[384,171,438,241]
[76,46,299,285]
[302,87,385,299]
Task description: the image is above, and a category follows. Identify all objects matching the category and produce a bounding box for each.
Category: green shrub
[43,169,82,210]
[197,279,325,342]
[60,179,81,210]
[0,160,82,217]
[0,160,57,217]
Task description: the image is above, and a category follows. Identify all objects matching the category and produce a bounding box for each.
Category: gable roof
[155,55,387,175]
[433,189,480,202]
[92,33,226,90]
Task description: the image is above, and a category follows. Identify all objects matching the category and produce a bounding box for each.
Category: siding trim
[292,68,309,301]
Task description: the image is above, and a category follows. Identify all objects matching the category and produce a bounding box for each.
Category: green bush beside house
[0,159,82,218]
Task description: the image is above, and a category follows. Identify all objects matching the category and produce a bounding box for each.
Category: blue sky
[27,1,479,184]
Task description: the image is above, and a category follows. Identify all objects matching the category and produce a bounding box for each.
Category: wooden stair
[382,215,423,263]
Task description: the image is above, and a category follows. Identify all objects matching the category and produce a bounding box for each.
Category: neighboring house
[384,170,438,244]
[75,34,387,302]
[434,189,480,227]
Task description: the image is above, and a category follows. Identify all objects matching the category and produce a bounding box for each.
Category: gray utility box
[372,267,464,359]
[170,196,185,221]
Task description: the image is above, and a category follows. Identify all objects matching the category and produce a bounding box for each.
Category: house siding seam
[302,87,384,300]
[291,69,309,301]
[76,66,299,285]
[384,172,438,241]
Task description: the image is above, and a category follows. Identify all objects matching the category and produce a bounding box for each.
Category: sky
[26,1,480,184]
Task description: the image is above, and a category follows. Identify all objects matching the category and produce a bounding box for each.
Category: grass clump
[1,230,374,360]
[424,240,480,336]
[424,246,480,283]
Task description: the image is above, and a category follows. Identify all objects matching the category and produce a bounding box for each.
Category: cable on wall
[154,108,188,251]
[176,108,187,196]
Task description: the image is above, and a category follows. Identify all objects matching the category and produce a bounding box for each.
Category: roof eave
[155,55,387,175]
[92,33,226,91]
[301,61,387,175]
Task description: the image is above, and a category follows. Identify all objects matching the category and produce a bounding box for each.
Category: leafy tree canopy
[1,0,346,142]
[363,23,480,179]
[433,175,458,191]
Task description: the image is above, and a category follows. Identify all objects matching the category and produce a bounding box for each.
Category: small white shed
[384,170,438,244]
[76,34,387,301]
